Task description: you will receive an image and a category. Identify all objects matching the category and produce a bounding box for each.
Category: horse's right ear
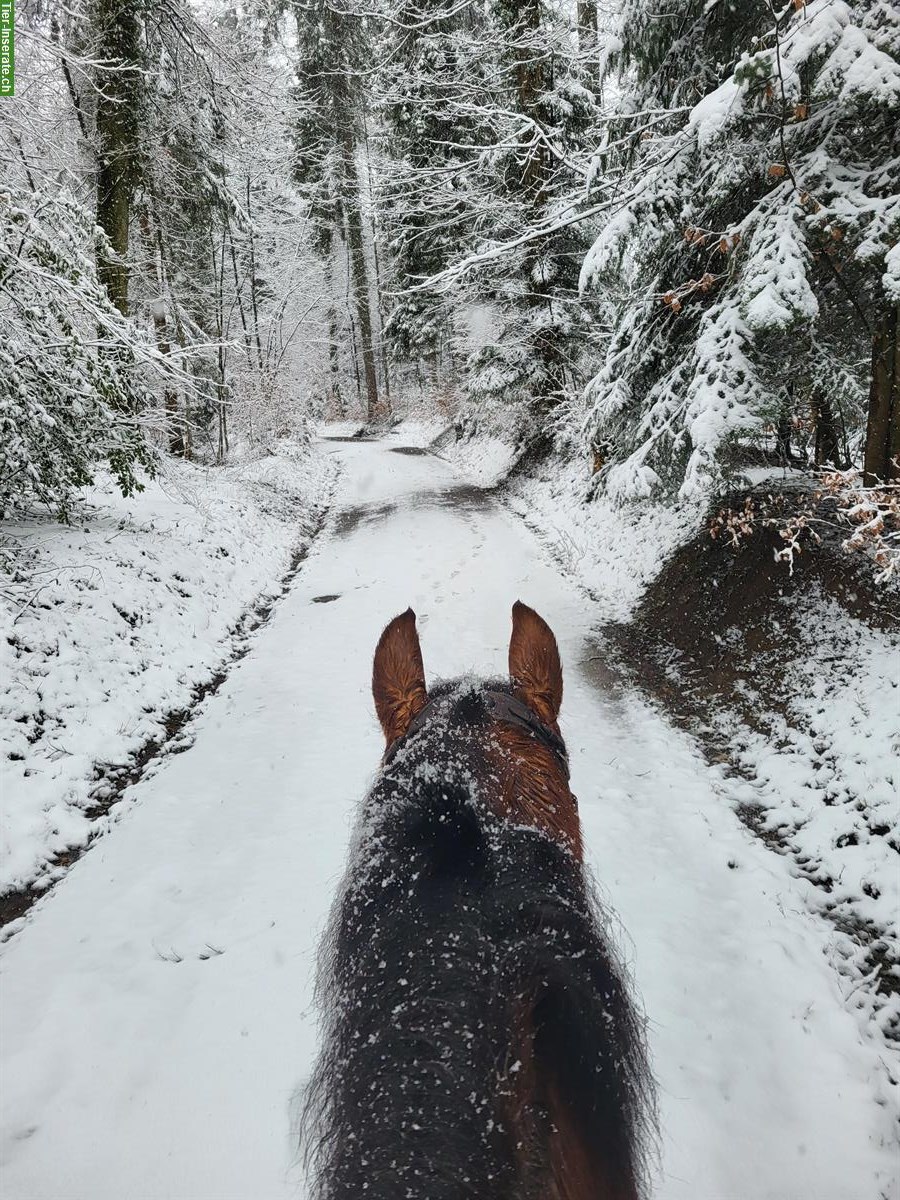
[509,601,563,729]
[372,609,428,746]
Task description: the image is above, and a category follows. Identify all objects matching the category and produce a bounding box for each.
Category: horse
[302,602,655,1199]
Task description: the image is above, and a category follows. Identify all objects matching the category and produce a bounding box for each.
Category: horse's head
[371,602,581,859]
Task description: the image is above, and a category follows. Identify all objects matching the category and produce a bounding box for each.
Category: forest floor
[0,426,897,1199]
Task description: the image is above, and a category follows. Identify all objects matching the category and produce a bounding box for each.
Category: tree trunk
[340,133,379,422]
[151,304,184,456]
[864,306,900,485]
[94,0,141,314]
[168,287,193,461]
[347,307,364,410]
[245,178,265,371]
[577,0,599,90]
[514,0,563,412]
[811,390,844,469]
[362,111,392,414]
[210,225,229,463]
[224,212,255,369]
[516,0,546,201]
[776,385,793,463]
[324,226,345,416]
[142,208,184,455]
[328,327,344,418]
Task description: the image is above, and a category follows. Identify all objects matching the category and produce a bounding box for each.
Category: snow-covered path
[1,433,895,1200]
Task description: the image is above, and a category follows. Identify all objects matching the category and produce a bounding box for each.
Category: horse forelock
[377,676,580,859]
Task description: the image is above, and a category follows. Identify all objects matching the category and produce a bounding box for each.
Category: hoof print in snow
[155,944,224,963]
[155,947,184,964]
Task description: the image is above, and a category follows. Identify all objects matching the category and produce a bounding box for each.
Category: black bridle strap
[482,691,570,777]
[382,689,570,779]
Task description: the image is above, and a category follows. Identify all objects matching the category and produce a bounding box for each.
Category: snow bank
[509,466,705,620]
[0,445,336,895]
[386,418,450,448]
[435,433,518,488]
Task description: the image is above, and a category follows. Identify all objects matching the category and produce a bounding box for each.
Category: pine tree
[78,0,228,449]
[866,305,900,485]
[3,0,337,519]
[582,0,900,499]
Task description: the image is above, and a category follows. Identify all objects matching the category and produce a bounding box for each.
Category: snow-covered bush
[583,0,900,500]
[0,188,158,519]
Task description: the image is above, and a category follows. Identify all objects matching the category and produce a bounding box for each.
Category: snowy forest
[1,2,899,1198]
[1,0,898,510]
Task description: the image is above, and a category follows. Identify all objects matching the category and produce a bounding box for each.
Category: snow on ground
[382,417,449,448]
[0,429,896,1199]
[717,591,900,1042]
[0,444,336,896]
[434,430,517,487]
[505,461,705,621]
[442,432,705,620]
[316,417,449,448]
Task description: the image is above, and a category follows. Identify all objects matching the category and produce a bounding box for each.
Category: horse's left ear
[509,601,563,728]
[372,609,429,746]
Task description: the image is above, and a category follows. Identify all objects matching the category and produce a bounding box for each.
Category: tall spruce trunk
[776,384,794,463]
[94,0,141,314]
[326,227,345,417]
[141,208,184,455]
[362,111,392,414]
[340,133,379,422]
[811,390,844,469]
[577,0,599,89]
[864,306,900,485]
[515,0,561,410]
[516,0,545,200]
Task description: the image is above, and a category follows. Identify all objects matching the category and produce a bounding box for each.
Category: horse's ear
[372,609,428,746]
[509,601,563,728]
